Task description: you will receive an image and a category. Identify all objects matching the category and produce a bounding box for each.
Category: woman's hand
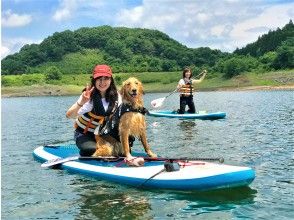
[192,70,207,84]
[80,84,94,105]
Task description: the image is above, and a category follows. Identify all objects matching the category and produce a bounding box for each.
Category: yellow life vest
[179,84,194,96]
[75,111,105,134]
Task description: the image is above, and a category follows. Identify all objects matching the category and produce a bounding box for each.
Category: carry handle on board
[41,155,224,168]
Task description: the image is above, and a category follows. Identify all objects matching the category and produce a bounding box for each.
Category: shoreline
[211,84,294,92]
[2,84,294,98]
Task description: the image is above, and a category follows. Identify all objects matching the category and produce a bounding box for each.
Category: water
[1,91,294,219]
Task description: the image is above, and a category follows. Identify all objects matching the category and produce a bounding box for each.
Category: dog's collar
[121,103,149,115]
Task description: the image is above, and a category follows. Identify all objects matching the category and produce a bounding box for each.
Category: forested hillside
[234,20,293,57]
[1,21,293,79]
[1,26,224,75]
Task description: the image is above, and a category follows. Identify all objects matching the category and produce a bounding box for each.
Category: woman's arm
[192,70,207,84]
[177,79,185,90]
[66,96,84,119]
[66,85,94,119]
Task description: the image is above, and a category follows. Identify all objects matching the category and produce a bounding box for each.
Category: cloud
[1,38,41,59]
[52,0,78,21]
[115,0,294,52]
[1,46,10,59]
[2,10,32,27]
[230,3,294,49]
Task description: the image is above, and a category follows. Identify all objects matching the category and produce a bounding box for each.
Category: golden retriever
[92,77,157,162]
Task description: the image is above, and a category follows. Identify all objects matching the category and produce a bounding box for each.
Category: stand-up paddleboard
[148,110,226,120]
[33,145,254,191]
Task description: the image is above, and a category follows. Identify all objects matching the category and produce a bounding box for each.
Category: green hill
[234,20,294,57]
[1,21,293,80]
[1,26,224,75]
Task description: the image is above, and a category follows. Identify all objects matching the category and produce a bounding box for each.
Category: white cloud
[211,25,226,37]
[1,46,10,59]
[2,10,32,27]
[115,0,294,52]
[1,38,41,59]
[52,0,79,21]
[119,6,143,24]
[230,3,294,49]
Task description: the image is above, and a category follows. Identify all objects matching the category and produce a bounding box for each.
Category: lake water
[1,91,294,219]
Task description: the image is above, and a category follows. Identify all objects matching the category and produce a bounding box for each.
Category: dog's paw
[125,157,145,167]
[92,145,113,157]
[148,152,157,158]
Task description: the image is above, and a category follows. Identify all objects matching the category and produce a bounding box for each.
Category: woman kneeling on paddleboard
[177,67,207,114]
[66,64,121,156]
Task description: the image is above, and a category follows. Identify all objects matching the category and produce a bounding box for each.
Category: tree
[216,54,260,78]
[1,56,27,75]
[272,38,294,69]
[45,66,62,81]
[259,51,277,70]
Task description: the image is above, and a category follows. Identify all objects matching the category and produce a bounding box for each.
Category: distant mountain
[234,20,294,57]
[1,26,224,75]
[2,22,293,76]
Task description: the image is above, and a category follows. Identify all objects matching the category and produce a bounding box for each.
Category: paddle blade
[41,156,79,168]
[151,97,165,108]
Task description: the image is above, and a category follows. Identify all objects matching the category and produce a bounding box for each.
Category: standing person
[66,64,121,156]
[177,67,207,114]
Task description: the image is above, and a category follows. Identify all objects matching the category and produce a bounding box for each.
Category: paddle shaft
[42,155,224,167]
[164,89,178,99]
[79,156,224,162]
[74,156,224,162]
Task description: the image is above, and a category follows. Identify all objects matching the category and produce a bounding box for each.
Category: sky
[1,0,294,59]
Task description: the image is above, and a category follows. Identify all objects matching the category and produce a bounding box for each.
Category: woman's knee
[76,135,96,156]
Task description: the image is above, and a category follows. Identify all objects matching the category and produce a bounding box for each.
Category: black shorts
[74,130,96,156]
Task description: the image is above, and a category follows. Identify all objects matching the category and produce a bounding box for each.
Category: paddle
[41,155,224,168]
[151,89,178,108]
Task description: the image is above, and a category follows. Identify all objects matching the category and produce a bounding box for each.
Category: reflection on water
[70,178,152,219]
[71,177,256,219]
[177,120,197,140]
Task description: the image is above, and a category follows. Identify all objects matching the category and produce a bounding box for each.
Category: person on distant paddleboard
[177,67,207,114]
[66,64,121,156]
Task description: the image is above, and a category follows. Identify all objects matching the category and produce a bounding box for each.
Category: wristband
[76,102,83,107]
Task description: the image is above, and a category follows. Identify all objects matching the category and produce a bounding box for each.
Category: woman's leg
[178,97,187,114]
[187,97,196,113]
[75,131,96,156]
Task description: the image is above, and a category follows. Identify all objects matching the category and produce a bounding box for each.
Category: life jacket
[179,79,194,96]
[99,103,149,142]
[75,95,118,134]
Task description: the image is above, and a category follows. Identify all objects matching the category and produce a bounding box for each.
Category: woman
[66,64,121,156]
[177,67,207,114]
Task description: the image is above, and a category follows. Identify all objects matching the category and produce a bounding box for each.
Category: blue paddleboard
[148,110,226,120]
[33,145,254,191]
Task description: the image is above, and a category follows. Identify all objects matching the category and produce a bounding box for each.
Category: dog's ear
[139,81,145,95]
[120,85,125,98]
[120,80,126,97]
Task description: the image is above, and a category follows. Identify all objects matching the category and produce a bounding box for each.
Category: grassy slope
[1,70,293,97]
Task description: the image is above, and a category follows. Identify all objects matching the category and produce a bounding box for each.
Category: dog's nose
[132,89,137,93]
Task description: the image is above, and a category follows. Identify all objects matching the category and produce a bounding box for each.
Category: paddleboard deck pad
[33,145,255,191]
[148,110,226,120]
